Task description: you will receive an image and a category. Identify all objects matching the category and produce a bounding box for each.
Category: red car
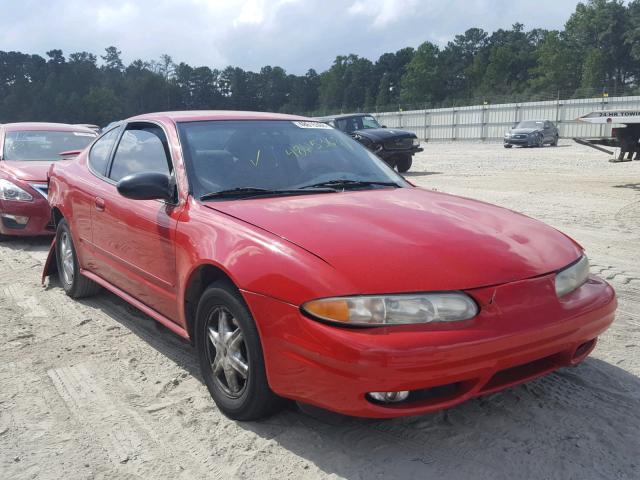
[43,111,616,420]
[0,122,96,239]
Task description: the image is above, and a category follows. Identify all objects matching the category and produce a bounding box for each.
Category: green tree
[400,42,441,105]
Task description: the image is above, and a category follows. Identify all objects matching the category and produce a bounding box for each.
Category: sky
[1,0,583,74]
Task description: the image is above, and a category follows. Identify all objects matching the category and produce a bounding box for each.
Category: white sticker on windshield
[73,132,96,137]
[292,121,332,129]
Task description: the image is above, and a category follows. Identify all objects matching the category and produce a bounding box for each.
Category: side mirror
[381,125,387,128]
[117,172,173,201]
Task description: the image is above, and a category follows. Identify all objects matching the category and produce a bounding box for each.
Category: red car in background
[0,122,96,239]
[44,111,616,420]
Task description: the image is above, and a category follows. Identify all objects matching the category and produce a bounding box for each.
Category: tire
[55,219,101,298]
[551,135,559,146]
[504,144,513,149]
[383,157,397,170]
[396,155,412,173]
[195,282,283,421]
[536,134,544,148]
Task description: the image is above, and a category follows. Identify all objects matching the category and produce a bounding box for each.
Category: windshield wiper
[300,179,401,190]
[200,186,336,201]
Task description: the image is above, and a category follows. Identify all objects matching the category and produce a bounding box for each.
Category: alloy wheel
[59,231,75,285]
[205,306,249,398]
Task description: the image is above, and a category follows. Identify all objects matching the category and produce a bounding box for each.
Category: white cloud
[348,0,420,28]
[0,0,581,74]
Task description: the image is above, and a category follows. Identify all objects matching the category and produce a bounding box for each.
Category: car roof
[1,122,97,134]
[127,110,312,124]
[314,113,372,122]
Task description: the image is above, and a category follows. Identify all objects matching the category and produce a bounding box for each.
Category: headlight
[302,293,478,326]
[555,255,589,298]
[504,132,512,138]
[0,179,33,202]
[412,138,420,147]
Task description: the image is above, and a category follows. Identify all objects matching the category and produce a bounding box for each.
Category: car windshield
[3,130,96,161]
[516,121,544,129]
[178,120,407,199]
[334,115,381,133]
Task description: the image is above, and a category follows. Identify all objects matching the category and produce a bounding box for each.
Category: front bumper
[0,196,53,237]
[504,136,536,146]
[377,146,423,159]
[243,273,616,418]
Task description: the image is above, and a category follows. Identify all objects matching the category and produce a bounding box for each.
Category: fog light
[368,391,409,403]
[1,214,29,225]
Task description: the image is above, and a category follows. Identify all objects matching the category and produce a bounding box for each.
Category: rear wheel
[551,135,559,146]
[55,219,101,298]
[395,155,412,173]
[536,134,544,148]
[504,144,513,149]
[195,282,283,421]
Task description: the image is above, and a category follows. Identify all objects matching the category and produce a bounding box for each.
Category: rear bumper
[243,274,616,418]
[0,197,53,237]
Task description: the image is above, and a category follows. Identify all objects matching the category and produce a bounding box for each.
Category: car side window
[108,124,171,182]
[362,117,378,129]
[88,128,120,176]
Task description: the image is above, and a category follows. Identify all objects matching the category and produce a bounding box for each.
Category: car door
[543,121,554,142]
[74,126,122,252]
[89,122,181,320]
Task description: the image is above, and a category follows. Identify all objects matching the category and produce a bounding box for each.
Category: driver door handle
[94,197,105,212]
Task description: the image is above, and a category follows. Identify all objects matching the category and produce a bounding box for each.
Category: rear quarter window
[89,128,120,176]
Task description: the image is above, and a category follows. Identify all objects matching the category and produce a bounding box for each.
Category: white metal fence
[375,95,640,141]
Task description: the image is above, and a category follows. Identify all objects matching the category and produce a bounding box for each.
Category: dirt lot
[1,141,639,480]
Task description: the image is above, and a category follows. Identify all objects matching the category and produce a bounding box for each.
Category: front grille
[29,183,49,200]
[384,138,414,150]
[514,134,527,139]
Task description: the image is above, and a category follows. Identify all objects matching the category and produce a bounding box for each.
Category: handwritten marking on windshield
[285,137,338,158]
[250,149,261,167]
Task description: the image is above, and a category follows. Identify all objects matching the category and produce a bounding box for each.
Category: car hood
[206,188,582,293]
[509,128,541,135]
[354,128,416,142]
[0,161,53,181]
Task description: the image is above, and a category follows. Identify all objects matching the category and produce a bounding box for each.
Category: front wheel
[551,135,559,146]
[195,283,283,421]
[395,155,412,173]
[536,134,544,148]
[504,144,513,149]
[55,219,101,298]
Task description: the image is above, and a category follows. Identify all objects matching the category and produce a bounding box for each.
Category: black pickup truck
[315,113,423,172]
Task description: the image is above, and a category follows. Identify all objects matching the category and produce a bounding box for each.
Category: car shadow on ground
[241,359,640,479]
[0,236,52,252]
[401,171,442,177]
[613,183,640,192]
[52,278,640,480]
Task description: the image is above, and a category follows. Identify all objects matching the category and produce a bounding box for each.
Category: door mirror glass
[117,171,172,201]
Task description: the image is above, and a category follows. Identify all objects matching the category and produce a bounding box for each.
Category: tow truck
[574,110,640,162]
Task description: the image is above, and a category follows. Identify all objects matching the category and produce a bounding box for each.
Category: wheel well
[184,264,236,342]
[51,207,63,227]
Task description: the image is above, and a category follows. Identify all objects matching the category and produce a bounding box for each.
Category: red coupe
[44,111,616,420]
[0,122,96,238]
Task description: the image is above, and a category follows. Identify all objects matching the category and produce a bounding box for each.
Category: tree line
[0,0,638,126]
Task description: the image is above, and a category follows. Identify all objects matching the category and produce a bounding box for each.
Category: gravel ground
[1,141,639,480]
